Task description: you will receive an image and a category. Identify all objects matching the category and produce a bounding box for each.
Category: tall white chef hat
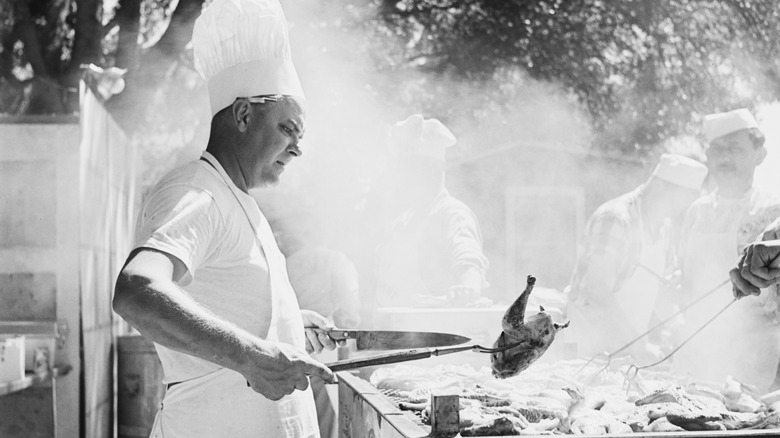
[651,153,708,190]
[388,114,457,161]
[702,108,759,143]
[192,0,305,116]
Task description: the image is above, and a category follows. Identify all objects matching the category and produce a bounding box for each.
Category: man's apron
[674,227,780,390]
[149,192,319,437]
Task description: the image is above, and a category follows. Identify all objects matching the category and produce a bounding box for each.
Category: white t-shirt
[137,153,319,436]
[134,152,296,383]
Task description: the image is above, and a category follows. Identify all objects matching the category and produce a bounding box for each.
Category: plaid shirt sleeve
[585,208,633,259]
[569,204,634,298]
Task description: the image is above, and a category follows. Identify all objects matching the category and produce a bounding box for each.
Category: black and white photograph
[2,0,780,437]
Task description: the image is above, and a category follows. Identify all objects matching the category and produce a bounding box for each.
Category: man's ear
[232,99,252,133]
[755,146,767,166]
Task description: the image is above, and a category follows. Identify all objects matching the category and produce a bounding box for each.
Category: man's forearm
[113,272,272,376]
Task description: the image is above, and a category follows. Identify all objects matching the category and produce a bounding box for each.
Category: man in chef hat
[673,108,780,391]
[113,1,340,436]
[564,153,708,360]
[372,114,490,308]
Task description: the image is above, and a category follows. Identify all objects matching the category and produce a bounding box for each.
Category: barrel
[117,335,165,438]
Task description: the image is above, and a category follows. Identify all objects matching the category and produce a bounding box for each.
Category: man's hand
[730,240,780,298]
[301,309,343,353]
[447,285,480,305]
[244,342,334,400]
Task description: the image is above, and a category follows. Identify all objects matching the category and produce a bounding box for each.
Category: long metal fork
[622,296,738,393]
[575,278,731,381]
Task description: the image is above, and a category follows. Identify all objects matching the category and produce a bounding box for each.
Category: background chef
[564,153,707,359]
[673,108,780,391]
[372,114,490,307]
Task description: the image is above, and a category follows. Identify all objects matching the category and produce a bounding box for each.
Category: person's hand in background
[730,240,780,298]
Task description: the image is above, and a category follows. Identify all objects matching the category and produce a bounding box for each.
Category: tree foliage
[2,0,780,159]
[0,0,194,116]
[363,0,780,156]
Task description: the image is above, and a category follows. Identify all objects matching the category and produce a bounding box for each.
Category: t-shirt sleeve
[445,206,489,281]
[134,184,222,283]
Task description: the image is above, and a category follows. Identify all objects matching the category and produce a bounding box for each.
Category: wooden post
[429,393,459,437]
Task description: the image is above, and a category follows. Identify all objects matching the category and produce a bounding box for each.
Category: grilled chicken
[491,275,569,378]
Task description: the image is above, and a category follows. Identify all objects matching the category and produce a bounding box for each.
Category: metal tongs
[326,340,531,372]
[622,295,737,392]
[576,278,732,382]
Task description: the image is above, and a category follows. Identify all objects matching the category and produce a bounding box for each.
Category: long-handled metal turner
[326,340,532,372]
[622,296,738,392]
[575,278,731,381]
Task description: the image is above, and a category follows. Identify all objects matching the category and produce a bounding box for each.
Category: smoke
[118,1,780,380]
[753,101,780,197]
[255,1,400,247]
[123,1,628,303]
[252,1,599,305]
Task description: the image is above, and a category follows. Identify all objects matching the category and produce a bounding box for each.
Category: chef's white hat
[192,0,305,116]
[651,153,708,190]
[702,108,759,142]
[388,114,457,161]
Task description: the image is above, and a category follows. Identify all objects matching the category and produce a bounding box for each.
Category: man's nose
[288,143,302,157]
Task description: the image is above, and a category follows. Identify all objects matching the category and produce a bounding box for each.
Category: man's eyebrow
[286,119,305,137]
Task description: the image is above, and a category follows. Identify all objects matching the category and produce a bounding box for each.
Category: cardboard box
[0,336,25,382]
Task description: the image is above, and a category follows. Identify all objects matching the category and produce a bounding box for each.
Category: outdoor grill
[335,358,780,438]
[337,370,780,437]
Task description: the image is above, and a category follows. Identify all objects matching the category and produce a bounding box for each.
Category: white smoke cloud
[754,102,780,197]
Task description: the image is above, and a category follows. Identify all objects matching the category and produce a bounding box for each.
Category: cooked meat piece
[460,416,520,436]
[721,412,768,430]
[606,421,634,434]
[561,387,630,435]
[460,393,512,407]
[666,414,726,431]
[760,389,780,406]
[511,402,566,423]
[398,401,428,411]
[722,375,764,413]
[685,383,727,405]
[726,394,764,413]
[491,275,569,379]
[636,387,687,405]
[642,417,685,432]
[523,417,560,433]
[635,386,728,431]
[644,403,695,421]
[569,415,608,435]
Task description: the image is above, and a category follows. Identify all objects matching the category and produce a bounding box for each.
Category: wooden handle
[324,329,356,342]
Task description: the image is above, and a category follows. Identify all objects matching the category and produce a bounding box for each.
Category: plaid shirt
[569,187,643,301]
